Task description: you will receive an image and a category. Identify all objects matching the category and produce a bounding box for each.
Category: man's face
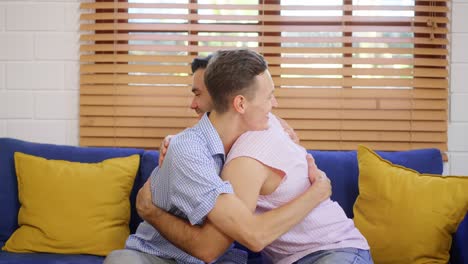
[242,70,278,131]
[190,69,214,117]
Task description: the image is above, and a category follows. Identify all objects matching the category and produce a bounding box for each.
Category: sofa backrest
[139,149,446,220]
[0,138,145,244]
[140,151,159,186]
[308,149,444,218]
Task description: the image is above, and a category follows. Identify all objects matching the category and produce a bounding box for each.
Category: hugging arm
[137,154,331,262]
[206,155,330,252]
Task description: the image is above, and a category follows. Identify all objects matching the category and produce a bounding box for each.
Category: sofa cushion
[0,250,104,264]
[0,138,145,244]
[353,145,468,264]
[2,152,140,256]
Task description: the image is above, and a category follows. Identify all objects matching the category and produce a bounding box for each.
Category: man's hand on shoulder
[277,116,300,144]
[158,135,173,167]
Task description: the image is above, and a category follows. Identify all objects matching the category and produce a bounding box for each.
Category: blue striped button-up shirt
[126,113,246,263]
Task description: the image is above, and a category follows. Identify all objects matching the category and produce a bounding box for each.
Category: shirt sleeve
[168,141,234,225]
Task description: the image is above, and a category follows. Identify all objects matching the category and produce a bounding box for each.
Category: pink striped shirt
[226,113,369,264]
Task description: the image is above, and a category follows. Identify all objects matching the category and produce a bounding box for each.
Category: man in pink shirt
[225,113,371,263]
[138,53,373,263]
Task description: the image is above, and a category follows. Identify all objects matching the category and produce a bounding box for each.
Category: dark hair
[204,49,268,113]
[191,55,212,74]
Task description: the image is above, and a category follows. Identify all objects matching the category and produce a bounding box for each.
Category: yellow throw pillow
[2,152,140,256]
[354,145,468,264]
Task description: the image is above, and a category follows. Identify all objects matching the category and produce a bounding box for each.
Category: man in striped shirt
[104,49,331,264]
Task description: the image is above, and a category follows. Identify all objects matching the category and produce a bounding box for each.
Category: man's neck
[208,111,246,154]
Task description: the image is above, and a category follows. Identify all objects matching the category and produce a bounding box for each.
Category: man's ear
[232,95,246,114]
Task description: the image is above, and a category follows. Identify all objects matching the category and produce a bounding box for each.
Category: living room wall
[0,0,467,175]
[0,0,79,145]
[449,0,468,175]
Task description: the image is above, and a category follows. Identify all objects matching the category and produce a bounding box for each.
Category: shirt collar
[196,112,225,159]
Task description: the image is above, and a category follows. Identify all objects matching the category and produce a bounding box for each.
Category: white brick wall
[0,0,467,175]
[7,63,64,90]
[0,1,79,146]
[64,3,80,32]
[6,4,65,31]
[64,62,79,90]
[0,63,5,90]
[452,34,468,63]
[0,33,34,60]
[35,33,79,60]
[6,120,67,145]
[35,91,78,119]
[0,6,5,32]
[450,153,468,175]
[0,91,34,119]
[452,1,468,33]
[448,123,468,152]
[0,120,5,137]
[449,1,468,175]
[451,64,468,93]
[451,94,468,122]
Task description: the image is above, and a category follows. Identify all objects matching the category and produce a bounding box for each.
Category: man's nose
[190,99,197,109]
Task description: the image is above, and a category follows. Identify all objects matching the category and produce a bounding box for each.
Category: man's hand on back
[306,154,331,200]
[136,180,163,220]
[306,154,320,183]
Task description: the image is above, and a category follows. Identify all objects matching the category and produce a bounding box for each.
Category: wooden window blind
[79,0,449,152]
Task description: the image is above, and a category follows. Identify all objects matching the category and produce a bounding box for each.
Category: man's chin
[262,123,271,131]
[252,123,270,132]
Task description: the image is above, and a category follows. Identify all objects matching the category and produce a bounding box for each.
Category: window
[80,0,449,152]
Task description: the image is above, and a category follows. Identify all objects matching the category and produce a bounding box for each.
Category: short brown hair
[204,49,268,113]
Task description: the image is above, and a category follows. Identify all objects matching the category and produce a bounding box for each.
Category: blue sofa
[0,137,467,264]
